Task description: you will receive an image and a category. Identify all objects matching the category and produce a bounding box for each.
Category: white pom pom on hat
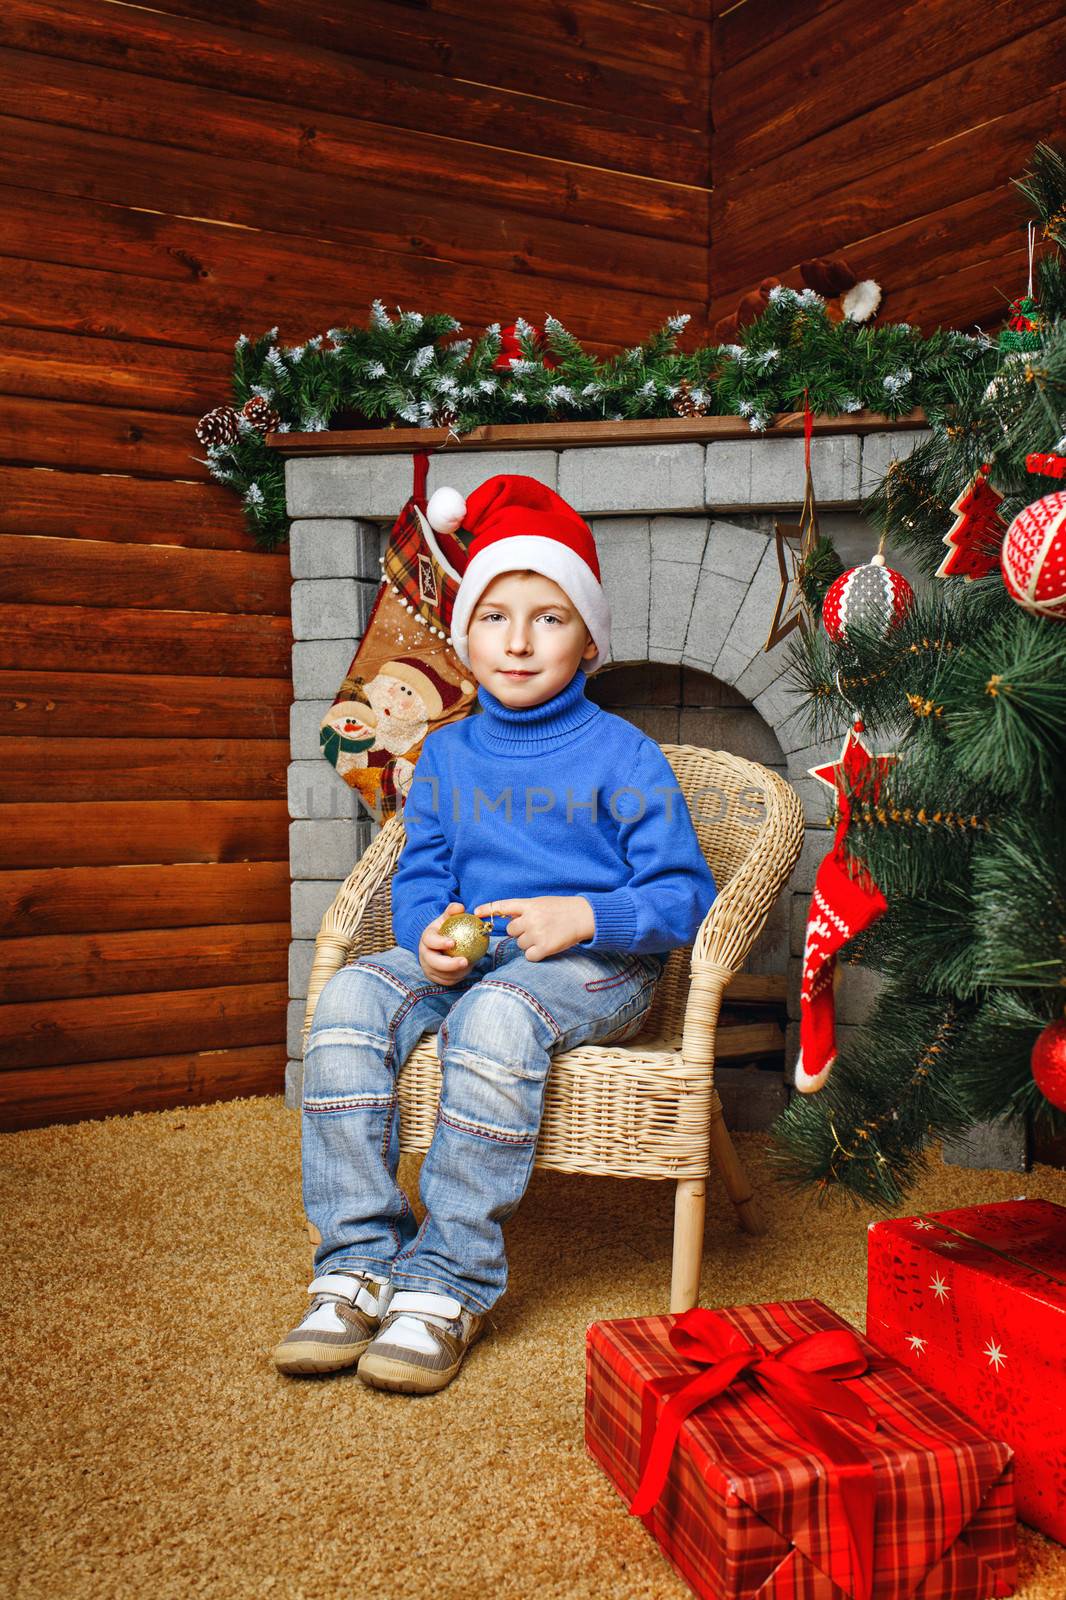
[425,485,467,538]
[432,473,611,672]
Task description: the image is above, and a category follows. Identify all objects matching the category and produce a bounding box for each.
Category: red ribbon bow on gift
[629,1308,879,1600]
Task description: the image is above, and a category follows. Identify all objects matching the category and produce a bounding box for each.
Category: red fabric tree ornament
[822,554,913,644]
[1001,489,1066,620]
[936,463,1006,580]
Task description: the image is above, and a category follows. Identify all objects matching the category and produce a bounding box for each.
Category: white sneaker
[272,1269,392,1375]
[357,1289,486,1394]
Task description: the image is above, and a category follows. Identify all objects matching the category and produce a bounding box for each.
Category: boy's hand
[474,896,595,962]
[418,902,473,986]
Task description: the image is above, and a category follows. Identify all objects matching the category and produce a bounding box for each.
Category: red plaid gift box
[586,1298,1016,1600]
[868,1197,1066,1543]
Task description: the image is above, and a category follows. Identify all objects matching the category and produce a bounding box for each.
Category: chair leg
[670,1179,706,1312]
[708,1108,766,1236]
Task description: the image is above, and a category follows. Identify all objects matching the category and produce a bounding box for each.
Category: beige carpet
[3,1096,1064,1600]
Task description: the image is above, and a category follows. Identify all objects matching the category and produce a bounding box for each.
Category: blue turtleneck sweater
[391,668,717,957]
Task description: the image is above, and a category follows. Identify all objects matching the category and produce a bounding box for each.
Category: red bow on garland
[630,1308,880,1600]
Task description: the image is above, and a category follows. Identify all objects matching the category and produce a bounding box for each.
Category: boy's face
[466,570,597,707]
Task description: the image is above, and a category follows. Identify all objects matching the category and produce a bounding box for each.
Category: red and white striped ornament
[1001,490,1066,620]
[822,553,914,644]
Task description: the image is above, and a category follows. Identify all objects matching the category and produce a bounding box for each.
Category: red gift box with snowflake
[867,1197,1066,1542]
[586,1297,1016,1600]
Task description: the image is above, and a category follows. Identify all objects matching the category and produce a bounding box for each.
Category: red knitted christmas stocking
[794,850,887,1094]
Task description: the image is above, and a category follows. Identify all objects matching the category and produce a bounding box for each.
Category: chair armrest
[300,811,408,1056]
[682,766,804,1069]
[693,764,804,976]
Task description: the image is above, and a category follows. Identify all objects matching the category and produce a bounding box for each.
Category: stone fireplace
[282,423,930,1127]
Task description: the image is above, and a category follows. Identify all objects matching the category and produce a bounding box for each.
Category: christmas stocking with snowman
[320,449,477,818]
[796,719,894,1093]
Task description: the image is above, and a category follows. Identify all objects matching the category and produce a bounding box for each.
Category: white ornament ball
[1001,490,1066,620]
[426,485,467,536]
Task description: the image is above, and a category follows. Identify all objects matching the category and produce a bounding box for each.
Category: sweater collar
[472,668,601,753]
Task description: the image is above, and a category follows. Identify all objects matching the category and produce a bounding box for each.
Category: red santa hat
[428,474,611,672]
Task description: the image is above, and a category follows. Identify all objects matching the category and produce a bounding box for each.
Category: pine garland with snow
[197,295,1000,551]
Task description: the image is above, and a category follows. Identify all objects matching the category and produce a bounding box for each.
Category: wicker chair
[300,745,804,1312]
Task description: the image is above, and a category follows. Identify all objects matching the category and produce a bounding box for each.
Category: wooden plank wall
[709,0,1066,332]
[0,0,713,1129]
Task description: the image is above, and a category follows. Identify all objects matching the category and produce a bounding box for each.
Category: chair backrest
[347,743,795,1041]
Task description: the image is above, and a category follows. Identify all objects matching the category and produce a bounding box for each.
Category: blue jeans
[301,935,667,1314]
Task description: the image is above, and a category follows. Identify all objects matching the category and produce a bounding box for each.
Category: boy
[274,474,717,1393]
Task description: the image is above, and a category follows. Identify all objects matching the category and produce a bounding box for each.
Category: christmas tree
[772,143,1066,1205]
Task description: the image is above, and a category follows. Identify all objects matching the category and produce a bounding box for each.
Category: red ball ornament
[1031,1018,1066,1112]
[1001,490,1066,620]
[822,553,914,644]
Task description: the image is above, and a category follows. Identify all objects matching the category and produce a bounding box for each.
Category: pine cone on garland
[672,379,708,418]
[241,395,281,434]
[435,404,459,431]
[195,406,240,446]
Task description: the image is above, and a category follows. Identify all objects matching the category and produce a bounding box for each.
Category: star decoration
[929,1274,949,1302]
[810,720,899,834]
[913,1219,934,1230]
[765,392,822,652]
[905,1334,927,1355]
[983,1339,1007,1370]
[764,520,812,650]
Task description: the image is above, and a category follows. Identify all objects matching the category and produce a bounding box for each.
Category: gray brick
[710,640,755,693]
[289,939,316,1000]
[860,428,931,499]
[291,879,345,940]
[942,1118,1029,1173]
[650,558,699,657]
[792,825,834,893]
[685,567,747,672]
[595,517,651,664]
[290,700,333,761]
[289,819,369,880]
[649,515,710,566]
[292,639,358,702]
[285,453,414,520]
[288,760,364,822]
[287,997,308,1061]
[285,1058,304,1108]
[427,450,559,502]
[289,518,381,580]
[560,444,705,514]
[789,890,809,957]
[790,770,836,827]
[291,578,376,641]
[607,628,651,667]
[836,962,885,1025]
[702,519,769,584]
[708,435,861,509]
[715,539,790,677]
[732,643,793,705]
[752,680,809,750]
[704,439,754,510]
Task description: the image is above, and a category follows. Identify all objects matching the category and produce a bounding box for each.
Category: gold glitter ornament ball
[439,911,491,963]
